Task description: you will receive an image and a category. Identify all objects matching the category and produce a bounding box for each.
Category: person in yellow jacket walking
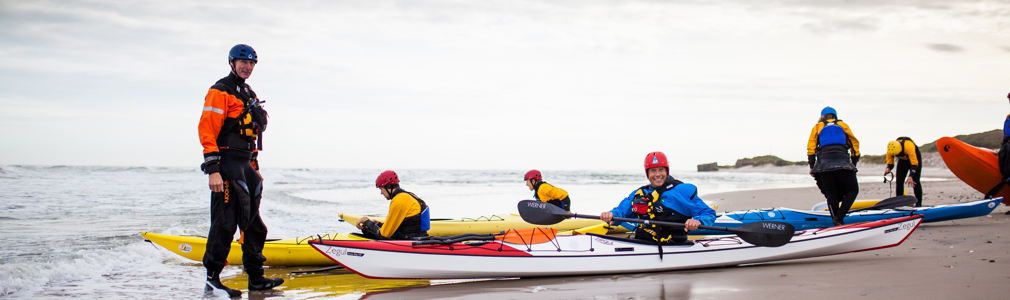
[807,106,860,225]
[885,137,923,206]
[524,170,571,211]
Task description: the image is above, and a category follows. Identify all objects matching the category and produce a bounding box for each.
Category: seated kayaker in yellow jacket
[356,170,430,239]
[524,169,571,211]
[885,137,923,206]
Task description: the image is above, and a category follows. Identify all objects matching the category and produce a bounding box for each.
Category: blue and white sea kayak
[691,197,1001,235]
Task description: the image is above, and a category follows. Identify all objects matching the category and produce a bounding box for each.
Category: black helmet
[228,44,257,62]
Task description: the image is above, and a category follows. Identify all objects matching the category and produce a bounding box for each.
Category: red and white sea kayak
[310,215,923,279]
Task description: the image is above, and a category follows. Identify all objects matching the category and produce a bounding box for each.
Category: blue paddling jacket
[609,178,716,231]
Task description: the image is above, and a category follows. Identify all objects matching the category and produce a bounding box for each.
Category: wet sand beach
[358,175,1010,300]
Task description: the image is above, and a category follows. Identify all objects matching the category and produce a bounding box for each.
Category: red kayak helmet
[375,170,399,188]
[644,151,669,173]
[524,170,542,181]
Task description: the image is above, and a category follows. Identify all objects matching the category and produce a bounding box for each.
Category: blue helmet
[820,106,837,117]
[228,44,257,62]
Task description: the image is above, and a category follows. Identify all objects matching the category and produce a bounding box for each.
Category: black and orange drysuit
[198,72,270,279]
[886,137,922,206]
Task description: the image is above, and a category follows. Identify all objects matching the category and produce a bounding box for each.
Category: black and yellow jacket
[886,138,919,168]
[533,182,568,203]
[533,181,571,211]
[379,190,428,238]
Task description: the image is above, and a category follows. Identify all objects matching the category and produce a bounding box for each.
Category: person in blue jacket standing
[600,151,716,244]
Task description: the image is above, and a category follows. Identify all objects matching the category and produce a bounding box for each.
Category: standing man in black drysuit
[198,44,283,297]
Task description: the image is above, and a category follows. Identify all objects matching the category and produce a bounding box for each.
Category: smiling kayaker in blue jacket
[600,151,716,244]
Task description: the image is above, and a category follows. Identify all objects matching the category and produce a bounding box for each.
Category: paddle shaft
[566,212,739,234]
[985,179,1006,199]
[517,200,794,247]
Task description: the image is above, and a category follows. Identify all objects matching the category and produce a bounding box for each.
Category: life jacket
[1003,115,1010,146]
[532,181,571,211]
[1004,115,1010,137]
[894,137,917,160]
[213,76,268,153]
[817,120,848,149]
[631,178,691,243]
[389,189,431,236]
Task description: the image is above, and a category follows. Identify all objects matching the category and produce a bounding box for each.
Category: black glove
[360,220,388,240]
[851,155,860,166]
[807,155,816,169]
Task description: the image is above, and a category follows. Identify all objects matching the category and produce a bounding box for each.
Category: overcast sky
[1,0,1009,171]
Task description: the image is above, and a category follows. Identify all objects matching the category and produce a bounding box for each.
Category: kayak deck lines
[295,233,353,245]
[734,208,793,221]
[487,227,560,251]
[458,215,507,222]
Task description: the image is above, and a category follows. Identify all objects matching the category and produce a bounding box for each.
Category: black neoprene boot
[248,275,284,291]
[205,272,241,297]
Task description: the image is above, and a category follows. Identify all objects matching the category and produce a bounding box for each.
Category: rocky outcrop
[697,162,719,172]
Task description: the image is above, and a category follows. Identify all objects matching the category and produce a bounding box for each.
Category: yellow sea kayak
[142,232,366,266]
[146,206,716,267]
[338,212,605,236]
[810,199,884,211]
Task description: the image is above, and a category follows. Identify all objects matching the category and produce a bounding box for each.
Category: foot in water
[249,276,284,291]
[205,278,242,298]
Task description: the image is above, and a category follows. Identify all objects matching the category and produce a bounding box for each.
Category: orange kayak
[936,136,1010,204]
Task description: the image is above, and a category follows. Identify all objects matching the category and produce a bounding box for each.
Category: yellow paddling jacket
[885,137,919,167]
[380,191,426,238]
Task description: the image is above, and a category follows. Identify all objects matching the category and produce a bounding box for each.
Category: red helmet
[644,151,669,171]
[375,170,399,188]
[524,170,542,181]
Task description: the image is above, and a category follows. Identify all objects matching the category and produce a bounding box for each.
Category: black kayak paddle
[517,200,796,247]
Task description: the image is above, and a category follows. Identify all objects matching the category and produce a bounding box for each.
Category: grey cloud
[927,43,964,52]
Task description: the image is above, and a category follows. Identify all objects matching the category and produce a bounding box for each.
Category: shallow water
[1,165,832,299]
